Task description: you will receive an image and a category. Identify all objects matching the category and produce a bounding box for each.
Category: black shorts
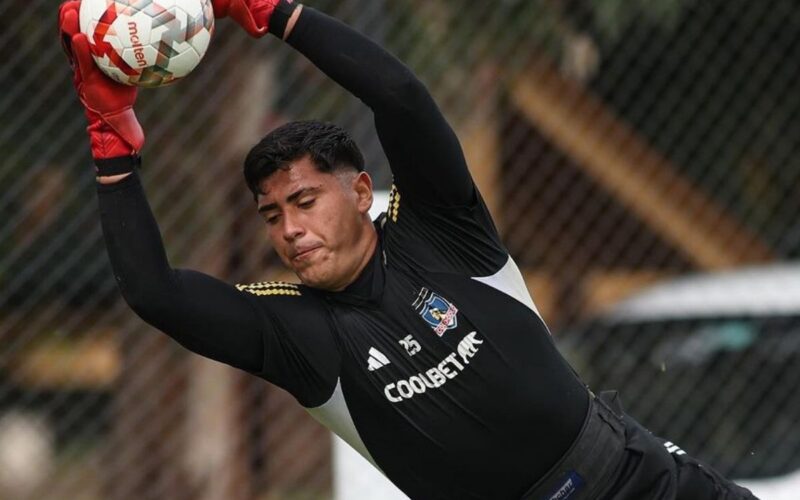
[520,391,757,500]
[606,413,759,500]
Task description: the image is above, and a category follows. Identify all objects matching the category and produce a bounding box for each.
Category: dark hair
[244,120,365,197]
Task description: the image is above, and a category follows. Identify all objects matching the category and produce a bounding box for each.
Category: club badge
[413,287,458,336]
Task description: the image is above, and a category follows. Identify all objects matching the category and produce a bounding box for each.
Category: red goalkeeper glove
[212,0,298,38]
[59,0,144,174]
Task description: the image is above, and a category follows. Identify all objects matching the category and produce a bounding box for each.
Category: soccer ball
[79,0,214,87]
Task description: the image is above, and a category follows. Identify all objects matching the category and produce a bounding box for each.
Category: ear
[352,171,373,215]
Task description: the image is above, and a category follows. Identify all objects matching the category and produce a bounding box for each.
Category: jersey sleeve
[97,171,339,408]
[286,7,474,206]
[235,282,341,408]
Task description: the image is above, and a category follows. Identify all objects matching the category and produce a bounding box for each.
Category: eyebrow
[257,185,322,213]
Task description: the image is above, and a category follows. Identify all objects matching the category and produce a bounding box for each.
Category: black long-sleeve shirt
[97,7,589,499]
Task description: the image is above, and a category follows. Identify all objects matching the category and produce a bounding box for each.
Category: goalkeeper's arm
[284,5,475,206]
[97,170,266,372]
[59,1,265,372]
[213,0,476,207]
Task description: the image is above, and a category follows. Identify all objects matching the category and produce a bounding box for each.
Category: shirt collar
[322,221,385,306]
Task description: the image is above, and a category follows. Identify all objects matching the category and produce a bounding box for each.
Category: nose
[282,211,305,242]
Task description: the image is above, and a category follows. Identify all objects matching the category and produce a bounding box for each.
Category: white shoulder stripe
[472,256,542,318]
[306,379,380,469]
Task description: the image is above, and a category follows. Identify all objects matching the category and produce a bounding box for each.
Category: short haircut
[244,120,365,197]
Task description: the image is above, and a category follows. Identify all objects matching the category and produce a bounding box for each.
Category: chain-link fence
[2,0,799,498]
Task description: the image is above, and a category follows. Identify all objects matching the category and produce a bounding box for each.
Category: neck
[333,221,378,291]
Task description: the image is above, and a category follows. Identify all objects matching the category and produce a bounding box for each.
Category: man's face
[257,156,375,291]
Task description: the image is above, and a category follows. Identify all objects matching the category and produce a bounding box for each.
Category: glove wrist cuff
[95,155,141,176]
[268,0,298,38]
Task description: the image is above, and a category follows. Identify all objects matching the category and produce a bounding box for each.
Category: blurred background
[2,0,800,498]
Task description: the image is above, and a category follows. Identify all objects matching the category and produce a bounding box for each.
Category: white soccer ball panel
[170,4,189,29]
[166,46,201,78]
[188,28,211,55]
[170,39,193,58]
[177,0,205,18]
[157,0,180,9]
[154,5,189,45]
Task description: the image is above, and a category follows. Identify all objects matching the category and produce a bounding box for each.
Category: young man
[59,0,757,498]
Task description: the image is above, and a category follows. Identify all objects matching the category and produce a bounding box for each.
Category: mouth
[291,245,322,262]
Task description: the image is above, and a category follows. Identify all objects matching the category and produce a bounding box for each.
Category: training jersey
[236,185,589,499]
[97,6,589,500]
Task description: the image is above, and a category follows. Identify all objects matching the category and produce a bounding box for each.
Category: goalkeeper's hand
[59,0,144,169]
[212,0,299,39]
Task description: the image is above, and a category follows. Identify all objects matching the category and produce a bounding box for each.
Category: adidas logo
[367,348,390,371]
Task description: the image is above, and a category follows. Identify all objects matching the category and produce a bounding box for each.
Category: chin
[296,267,329,289]
[295,255,342,290]
[299,269,345,291]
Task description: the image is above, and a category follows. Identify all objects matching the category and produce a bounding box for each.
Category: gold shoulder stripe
[388,184,401,222]
[236,281,301,297]
[237,281,299,289]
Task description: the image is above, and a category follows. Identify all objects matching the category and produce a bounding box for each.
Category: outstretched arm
[284,5,475,206]
[97,171,265,372]
[59,1,264,372]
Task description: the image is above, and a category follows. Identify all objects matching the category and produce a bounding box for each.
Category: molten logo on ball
[127,22,147,68]
[79,0,214,87]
